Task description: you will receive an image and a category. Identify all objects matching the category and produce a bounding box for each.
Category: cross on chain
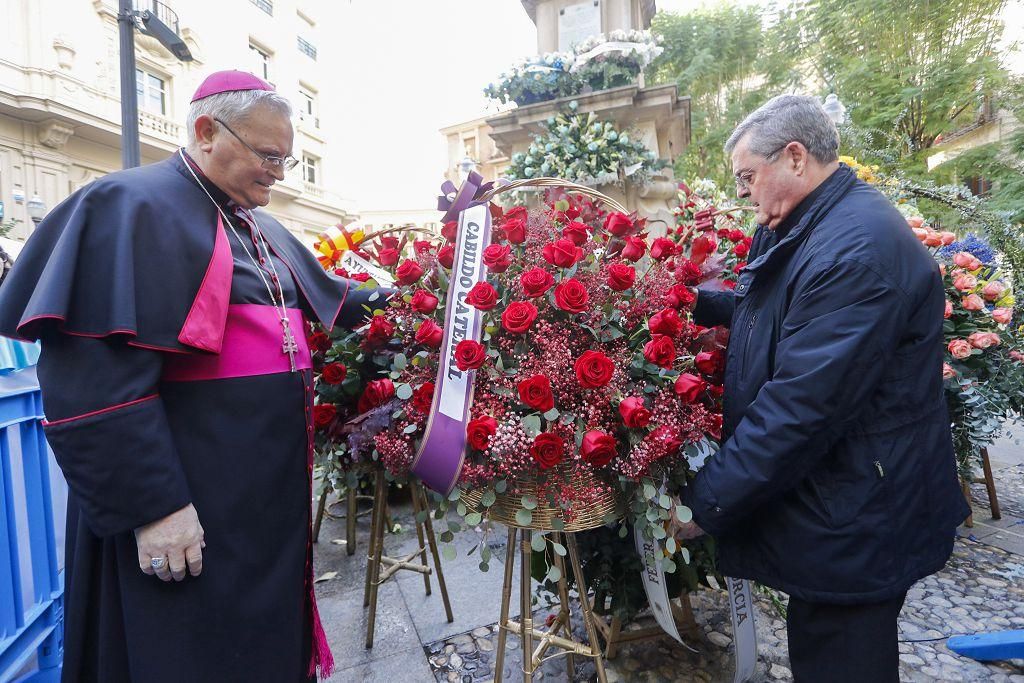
[281,317,298,372]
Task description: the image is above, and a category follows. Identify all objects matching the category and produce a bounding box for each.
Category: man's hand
[668,496,706,541]
[135,503,205,582]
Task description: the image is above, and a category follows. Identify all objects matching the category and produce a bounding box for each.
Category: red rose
[364,315,395,349]
[438,244,455,269]
[503,218,528,244]
[321,363,347,385]
[691,234,717,265]
[621,236,647,262]
[607,264,636,291]
[676,259,703,286]
[503,206,528,223]
[350,272,371,283]
[604,212,635,237]
[530,432,564,470]
[520,267,554,298]
[619,396,652,428]
[414,240,434,256]
[467,415,498,451]
[442,220,458,242]
[483,244,513,272]
[379,236,400,250]
[728,229,745,243]
[411,289,439,314]
[501,301,538,334]
[574,350,615,388]
[649,308,683,337]
[695,350,723,376]
[542,238,584,268]
[517,374,554,412]
[395,259,425,286]
[674,373,706,403]
[562,221,590,246]
[308,331,331,354]
[666,285,696,309]
[454,340,487,371]
[650,237,677,261]
[357,378,396,412]
[553,278,590,314]
[313,403,337,428]
[334,267,351,278]
[466,282,499,310]
[580,430,617,467]
[377,248,400,266]
[643,334,677,369]
[734,240,750,257]
[415,319,444,348]
[411,382,435,414]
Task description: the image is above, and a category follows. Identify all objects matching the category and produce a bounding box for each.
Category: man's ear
[786,142,809,176]
[193,115,217,153]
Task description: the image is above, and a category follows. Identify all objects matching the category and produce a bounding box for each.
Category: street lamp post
[823,93,847,126]
[118,0,193,169]
[27,195,47,225]
[458,155,478,182]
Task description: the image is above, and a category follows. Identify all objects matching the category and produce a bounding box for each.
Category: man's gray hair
[725,94,839,163]
[185,89,293,146]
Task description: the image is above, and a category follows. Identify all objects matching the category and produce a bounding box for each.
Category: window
[135,68,166,115]
[249,43,270,82]
[297,36,317,60]
[299,87,319,128]
[250,0,273,15]
[302,154,320,185]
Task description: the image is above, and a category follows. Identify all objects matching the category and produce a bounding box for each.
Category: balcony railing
[297,37,317,61]
[250,0,273,15]
[302,181,324,199]
[138,110,182,142]
[134,0,180,36]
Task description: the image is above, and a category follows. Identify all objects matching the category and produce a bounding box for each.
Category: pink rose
[953,252,982,271]
[923,231,943,247]
[992,308,1012,325]
[961,294,985,311]
[906,216,925,229]
[943,300,953,319]
[947,339,972,359]
[942,363,957,380]
[982,281,1005,302]
[939,232,957,246]
[953,273,978,291]
[968,332,1000,349]
[911,227,929,242]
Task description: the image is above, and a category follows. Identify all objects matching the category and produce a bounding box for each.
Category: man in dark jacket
[675,95,969,682]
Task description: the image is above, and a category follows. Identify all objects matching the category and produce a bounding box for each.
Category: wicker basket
[461,463,624,532]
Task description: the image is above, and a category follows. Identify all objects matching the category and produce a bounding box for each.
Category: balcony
[138,110,182,143]
[134,0,181,36]
[302,181,324,199]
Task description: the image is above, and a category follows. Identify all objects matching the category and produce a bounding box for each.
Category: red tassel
[308,590,335,679]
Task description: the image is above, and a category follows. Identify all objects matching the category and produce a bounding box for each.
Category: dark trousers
[786,592,907,683]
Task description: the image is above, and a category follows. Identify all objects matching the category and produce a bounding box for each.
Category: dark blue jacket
[684,165,969,604]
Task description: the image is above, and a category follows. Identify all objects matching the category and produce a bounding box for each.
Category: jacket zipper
[874,460,885,478]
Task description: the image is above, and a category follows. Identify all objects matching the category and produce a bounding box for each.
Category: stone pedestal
[485,83,689,225]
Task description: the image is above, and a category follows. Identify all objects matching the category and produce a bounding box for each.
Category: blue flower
[937,233,997,264]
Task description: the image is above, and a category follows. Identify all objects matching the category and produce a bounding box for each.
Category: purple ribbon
[436,171,505,224]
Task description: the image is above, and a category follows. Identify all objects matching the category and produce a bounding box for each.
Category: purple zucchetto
[191,70,274,103]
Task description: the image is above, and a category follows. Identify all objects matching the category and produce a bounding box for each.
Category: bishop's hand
[135,503,206,582]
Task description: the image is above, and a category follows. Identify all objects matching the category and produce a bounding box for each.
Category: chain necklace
[179,149,299,371]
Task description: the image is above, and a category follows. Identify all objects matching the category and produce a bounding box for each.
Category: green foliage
[505,106,668,187]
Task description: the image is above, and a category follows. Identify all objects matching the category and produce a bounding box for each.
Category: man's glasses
[734,143,790,191]
[214,117,299,171]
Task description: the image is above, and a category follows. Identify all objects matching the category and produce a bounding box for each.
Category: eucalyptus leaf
[522,495,538,510]
[393,353,408,371]
[481,490,497,507]
[546,565,562,582]
[516,508,533,526]
[552,542,567,557]
[465,512,482,526]
[531,534,546,552]
[675,505,693,524]
[442,545,457,562]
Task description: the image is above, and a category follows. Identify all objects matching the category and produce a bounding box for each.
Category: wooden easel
[493,527,609,683]
[362,468,453,648]
[312,483,378,556]
[962,446,1001,528]
[591,590,700,659]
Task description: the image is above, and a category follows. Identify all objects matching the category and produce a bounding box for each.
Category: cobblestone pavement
[316,429,1024,682]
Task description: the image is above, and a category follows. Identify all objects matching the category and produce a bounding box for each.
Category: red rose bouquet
[312,186,728,573]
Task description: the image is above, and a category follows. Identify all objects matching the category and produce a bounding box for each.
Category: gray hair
[725,94,839,163]
[185,88,293,146]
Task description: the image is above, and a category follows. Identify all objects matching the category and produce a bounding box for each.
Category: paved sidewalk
[314,425,1024,682]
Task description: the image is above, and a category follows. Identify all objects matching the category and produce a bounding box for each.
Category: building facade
[0,0,355,247]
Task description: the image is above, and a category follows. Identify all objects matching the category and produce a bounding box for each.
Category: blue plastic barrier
[0,367,62,682]
[948,629,1024,661]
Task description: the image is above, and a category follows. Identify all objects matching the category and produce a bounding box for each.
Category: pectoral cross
[281,317,298,372]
